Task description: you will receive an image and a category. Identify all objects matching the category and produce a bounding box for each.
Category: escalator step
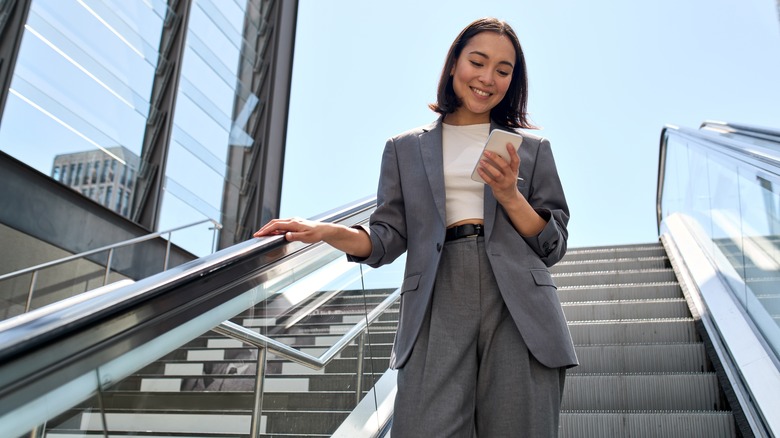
[562,244,667,262]
[562,299,689,321]
[552,256,670,274]
[559,412,736,438]
[557,283,682,303]
[553,269,678,287]
[568,319,698,344]
[569,344,709,374]
[562,373,725,411]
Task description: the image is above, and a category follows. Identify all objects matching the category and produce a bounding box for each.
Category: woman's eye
[470,61,483,67]
[497,70,510,77]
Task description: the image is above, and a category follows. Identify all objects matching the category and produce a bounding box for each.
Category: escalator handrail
[700,120,780,142]
[0,195,377,362]
[656,123,780,231]
[668,124,780,168]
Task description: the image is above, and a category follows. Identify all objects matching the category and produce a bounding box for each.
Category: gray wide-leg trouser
[392,236,565,438]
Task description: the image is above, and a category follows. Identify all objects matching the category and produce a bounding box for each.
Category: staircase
[555,242,737,437]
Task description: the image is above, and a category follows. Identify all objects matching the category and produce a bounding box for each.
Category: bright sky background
[280,0,780,249]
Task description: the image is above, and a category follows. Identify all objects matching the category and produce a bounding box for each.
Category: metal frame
[0,0,32,130]
[214,289,400,438]
[132,0,193,230]
[0,218,221,313]
[220,0,298,248]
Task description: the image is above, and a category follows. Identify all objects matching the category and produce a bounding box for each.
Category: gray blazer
[350,117,578,370]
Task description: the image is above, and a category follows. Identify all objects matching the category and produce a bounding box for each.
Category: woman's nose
[479,72,495,86]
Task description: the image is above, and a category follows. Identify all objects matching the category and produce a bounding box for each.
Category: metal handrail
[213,287,401,438]
[0,218,222,313]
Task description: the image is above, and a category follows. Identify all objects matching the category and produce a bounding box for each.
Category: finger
[482,154,513,183]
[254,224,285,237]
[477,164,499,184]
[506,144,520,169]
[254,218,298,237]
[285,229,319,244]
[254,220,279,237]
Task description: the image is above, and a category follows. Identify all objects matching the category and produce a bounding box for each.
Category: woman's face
[447,31,516,125]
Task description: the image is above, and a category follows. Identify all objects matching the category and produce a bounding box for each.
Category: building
[51,146,140,218]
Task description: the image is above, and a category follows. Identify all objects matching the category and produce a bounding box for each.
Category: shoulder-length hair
[429,17,536,129]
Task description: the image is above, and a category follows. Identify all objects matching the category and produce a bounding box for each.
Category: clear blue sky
[280,0,780,249]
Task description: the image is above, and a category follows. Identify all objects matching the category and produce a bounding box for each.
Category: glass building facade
[0,0,295,257]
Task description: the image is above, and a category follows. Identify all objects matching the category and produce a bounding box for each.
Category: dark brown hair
[429,17,535,129]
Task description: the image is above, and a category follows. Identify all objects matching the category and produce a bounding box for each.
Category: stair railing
[213,286,401,438]
[0,218,222,313]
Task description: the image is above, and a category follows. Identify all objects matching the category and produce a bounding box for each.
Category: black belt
[445,223,484,241]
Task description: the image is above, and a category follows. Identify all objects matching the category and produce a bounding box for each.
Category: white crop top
[442,123,490,226]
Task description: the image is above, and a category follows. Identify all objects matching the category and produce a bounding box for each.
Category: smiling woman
[257,17,575,437]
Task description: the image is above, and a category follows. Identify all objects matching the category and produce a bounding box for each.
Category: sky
[280,0,780,249]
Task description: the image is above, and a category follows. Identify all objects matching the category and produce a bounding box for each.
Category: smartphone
[470,129,524,183]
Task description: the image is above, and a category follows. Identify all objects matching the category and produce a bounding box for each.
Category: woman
[255,17,577,437]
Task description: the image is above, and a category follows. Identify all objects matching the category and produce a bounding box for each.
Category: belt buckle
[464,224,482,238]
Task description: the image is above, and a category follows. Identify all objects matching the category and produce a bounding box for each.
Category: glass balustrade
[659,125,780,360]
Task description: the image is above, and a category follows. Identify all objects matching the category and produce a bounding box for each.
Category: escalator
[0,197,402,437]
[1,122,779,437]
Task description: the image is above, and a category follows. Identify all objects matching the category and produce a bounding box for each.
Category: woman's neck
[443,112,490,126]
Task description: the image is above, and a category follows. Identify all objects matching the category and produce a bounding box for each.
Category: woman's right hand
[253,218,372,258]
[253,217,330,244]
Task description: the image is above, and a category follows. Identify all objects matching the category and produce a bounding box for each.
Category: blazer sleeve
[523,137,569,267]
[347,137,408,268]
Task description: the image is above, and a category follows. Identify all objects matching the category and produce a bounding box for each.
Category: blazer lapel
[419,118,446,226]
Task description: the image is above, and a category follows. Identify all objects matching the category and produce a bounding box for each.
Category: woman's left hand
[476,143,522,206]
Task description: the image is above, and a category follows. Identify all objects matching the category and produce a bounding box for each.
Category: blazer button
[542,242,550,251]
[436,243,442,252]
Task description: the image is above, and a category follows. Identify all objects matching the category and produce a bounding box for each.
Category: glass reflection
[0,0,277,257]
[0,0,163,225]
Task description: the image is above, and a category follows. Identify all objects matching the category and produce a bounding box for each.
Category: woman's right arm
[253,218,372,258]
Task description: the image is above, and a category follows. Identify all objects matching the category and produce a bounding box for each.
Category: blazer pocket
[400,274,421,294]
[530,269,557,289]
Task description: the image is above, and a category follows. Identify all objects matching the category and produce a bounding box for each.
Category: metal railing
[214,287,401,438]
[0,218,221,313]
